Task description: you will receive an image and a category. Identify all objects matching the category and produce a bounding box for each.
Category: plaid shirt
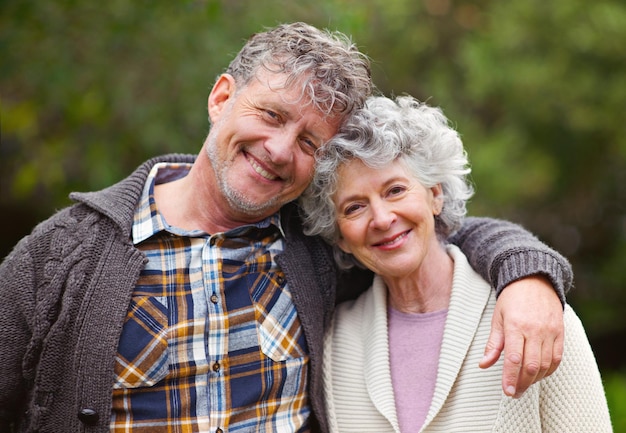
[110,163,310,432]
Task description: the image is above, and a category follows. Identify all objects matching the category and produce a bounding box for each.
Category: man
[0,22,570,433]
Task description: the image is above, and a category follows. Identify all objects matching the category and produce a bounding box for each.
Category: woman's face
[333,158,443,279]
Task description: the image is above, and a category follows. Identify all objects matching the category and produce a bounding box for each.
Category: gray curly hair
[224,22,372,119]
[300,95,474,269]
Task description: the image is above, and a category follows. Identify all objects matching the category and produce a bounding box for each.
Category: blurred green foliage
[1,0,625,428]
[605,372,626,431]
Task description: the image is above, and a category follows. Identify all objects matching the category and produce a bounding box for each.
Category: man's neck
[153,163,275,235]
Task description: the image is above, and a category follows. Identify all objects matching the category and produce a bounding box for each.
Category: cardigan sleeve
[0,235,36,430]
[449,216,572,305]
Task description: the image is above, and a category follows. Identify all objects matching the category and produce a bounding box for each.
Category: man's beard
[205,134,283,219]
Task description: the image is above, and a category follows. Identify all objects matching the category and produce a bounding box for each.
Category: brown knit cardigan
[0,154,571,433]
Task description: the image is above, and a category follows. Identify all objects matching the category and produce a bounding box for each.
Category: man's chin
[225,194,282,219]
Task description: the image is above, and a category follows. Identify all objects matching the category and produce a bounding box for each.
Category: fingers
[478,302,525,397]
[484,276,565,398]
[504,329,563,398]
[536,331,561,381]
[506,333,537,398]
[547,328,564,378]
[479,315,505,369]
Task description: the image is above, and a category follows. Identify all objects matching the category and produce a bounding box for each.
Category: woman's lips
[373,230,410,247]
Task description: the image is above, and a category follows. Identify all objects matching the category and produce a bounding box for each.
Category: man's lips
[373,230,410,247]
[246,153,280,181]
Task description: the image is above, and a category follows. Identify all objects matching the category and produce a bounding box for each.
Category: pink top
[388,307,448,432]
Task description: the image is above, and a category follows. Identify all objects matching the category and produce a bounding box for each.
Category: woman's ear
[431,184,444,215]
[208,74,236,123]
[337,237,352,255]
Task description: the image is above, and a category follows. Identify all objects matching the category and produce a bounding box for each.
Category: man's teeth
[250,158,277,180]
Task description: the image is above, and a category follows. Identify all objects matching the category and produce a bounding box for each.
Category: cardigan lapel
[423,245,492,426]
[276,203,337,433]
[361,276,402,431]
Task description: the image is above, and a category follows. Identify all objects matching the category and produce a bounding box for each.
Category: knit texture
[323,246,612,432]
[1,155,573,433]
[449,217,572,304]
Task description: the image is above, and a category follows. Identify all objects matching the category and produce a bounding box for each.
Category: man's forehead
[251,70,344,117]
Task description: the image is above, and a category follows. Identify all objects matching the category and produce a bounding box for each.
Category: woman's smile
[372,229,411,248]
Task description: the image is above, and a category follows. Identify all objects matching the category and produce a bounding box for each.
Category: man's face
[205,71,342,220]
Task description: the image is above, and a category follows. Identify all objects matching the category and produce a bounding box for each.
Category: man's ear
[208,74,236,123]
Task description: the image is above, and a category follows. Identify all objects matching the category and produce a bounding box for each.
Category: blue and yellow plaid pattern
[110,163,310,432]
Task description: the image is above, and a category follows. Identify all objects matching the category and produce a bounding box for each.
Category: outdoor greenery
[1,0,625,428]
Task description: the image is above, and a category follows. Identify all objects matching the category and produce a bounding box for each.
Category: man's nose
[264,131,295,165]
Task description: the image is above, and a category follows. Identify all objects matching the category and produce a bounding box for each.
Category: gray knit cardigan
[0,154,572,433]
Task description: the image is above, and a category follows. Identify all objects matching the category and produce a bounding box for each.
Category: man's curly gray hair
[224,22,372,119]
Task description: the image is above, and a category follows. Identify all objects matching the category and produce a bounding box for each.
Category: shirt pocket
[113,295,170,388]
[253,274,308,363]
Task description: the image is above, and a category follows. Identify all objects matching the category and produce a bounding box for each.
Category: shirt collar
[132,162,285,245]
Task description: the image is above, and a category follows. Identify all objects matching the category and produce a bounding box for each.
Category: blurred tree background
[1,0,625,428]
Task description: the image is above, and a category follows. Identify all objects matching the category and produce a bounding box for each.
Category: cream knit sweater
[323,245,612,432]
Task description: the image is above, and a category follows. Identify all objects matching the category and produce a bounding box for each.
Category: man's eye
[299,138,318,155]
[265,110,280,121]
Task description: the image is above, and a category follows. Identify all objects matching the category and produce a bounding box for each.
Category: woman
[299,95,612,432]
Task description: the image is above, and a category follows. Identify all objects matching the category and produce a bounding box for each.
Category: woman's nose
[370,201,396,230]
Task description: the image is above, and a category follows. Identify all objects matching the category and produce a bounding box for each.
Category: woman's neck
[385,245,454,314]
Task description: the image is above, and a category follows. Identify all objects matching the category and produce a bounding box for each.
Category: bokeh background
[2,0,625,428]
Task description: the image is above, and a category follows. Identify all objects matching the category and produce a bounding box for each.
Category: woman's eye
[344,204,362,215]
[388,186,406,196]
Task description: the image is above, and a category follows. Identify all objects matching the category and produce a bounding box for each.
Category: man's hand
[479,275,564,398]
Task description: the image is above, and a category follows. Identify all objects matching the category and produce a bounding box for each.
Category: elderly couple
[0,22,610,432]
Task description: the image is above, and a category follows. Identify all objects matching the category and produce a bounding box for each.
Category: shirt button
[210,294,218,304]
[212,361,221,372]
